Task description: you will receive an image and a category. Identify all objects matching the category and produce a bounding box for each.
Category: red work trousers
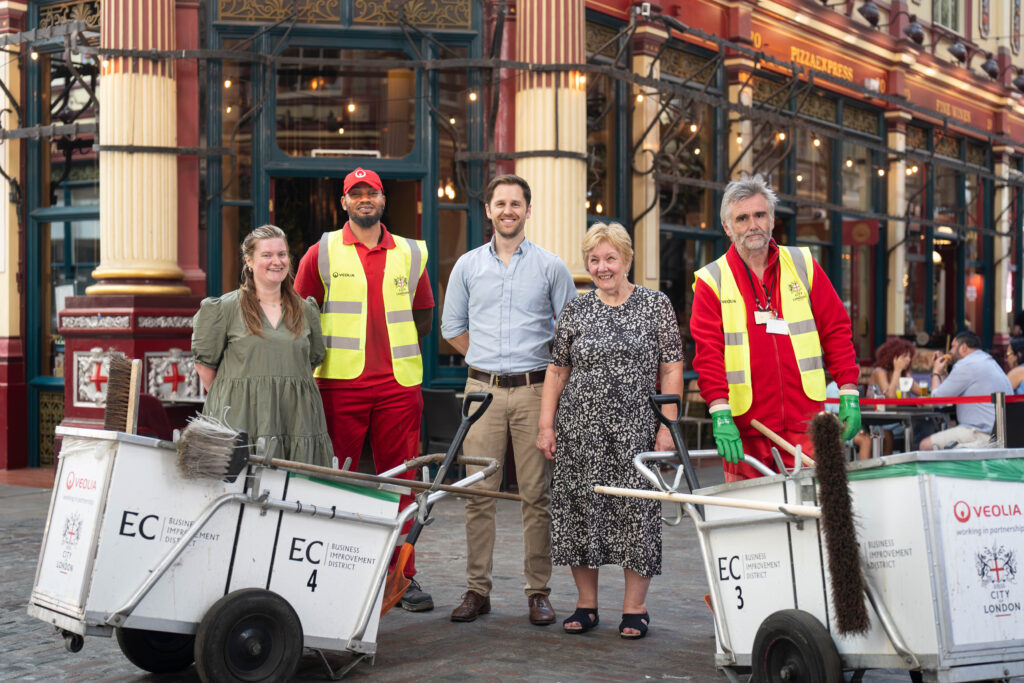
[320,381,423,578]
[724,428,815,482]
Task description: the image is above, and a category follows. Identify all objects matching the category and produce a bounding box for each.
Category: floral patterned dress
[549,286,683,577]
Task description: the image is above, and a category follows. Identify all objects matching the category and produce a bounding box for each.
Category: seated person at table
[826,380,871,460]
[868,338,926,454]
[1004,337,1024,394]
[922,331,1012,450]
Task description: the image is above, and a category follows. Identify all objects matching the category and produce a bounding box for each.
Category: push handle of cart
[381,392,494,615]
[419,391,493,505]
[648,394,701,494]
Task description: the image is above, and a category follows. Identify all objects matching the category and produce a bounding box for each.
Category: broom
[810,411,870,635]
[103,353,142,434]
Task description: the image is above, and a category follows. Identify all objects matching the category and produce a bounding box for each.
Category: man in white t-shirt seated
[922,331,1012,450]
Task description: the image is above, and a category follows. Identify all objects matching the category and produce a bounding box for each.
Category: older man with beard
[442,174,576,625]
[295,167,436,611]
[690,175,861,481]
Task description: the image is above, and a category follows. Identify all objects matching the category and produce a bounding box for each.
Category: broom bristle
[811,411,870,635]
[177,412,240,480]
[103,354,133,432]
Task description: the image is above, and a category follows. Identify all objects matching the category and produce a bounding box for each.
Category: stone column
[884,111,911,337]
[993,145,1012,345]
[0,1,26,469]
[514,0,588,281]
[88,0,189,295]
[630,12,667,291]
[60,0,202,438]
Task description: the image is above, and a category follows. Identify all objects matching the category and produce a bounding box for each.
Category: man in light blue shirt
[441,174,576,626]
[922,331,1012,449]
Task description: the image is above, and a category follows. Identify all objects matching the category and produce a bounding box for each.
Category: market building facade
[1,0,1023,468]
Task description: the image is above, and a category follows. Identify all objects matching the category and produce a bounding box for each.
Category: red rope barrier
[822,394,1024,406]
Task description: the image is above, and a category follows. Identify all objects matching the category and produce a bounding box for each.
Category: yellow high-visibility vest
[314,229,427,386]
[694,246,825,416]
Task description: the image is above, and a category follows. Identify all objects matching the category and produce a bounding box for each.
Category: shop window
[436,47,469,206]
[221,46,253,200]
[275,47,416,159]
[905,166,928,338]
[586,71,618,219]
[658,100,711,229]
[436,210,468,367]
[795,128,831,243]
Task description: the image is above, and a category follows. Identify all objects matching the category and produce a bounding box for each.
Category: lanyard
[743,261,775,313]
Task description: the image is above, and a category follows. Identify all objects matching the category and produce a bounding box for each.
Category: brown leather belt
[468,367,546,388]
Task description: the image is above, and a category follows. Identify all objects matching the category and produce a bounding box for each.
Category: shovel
[380,391,493,614]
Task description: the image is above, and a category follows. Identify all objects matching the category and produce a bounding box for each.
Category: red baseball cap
[343,167,383,195]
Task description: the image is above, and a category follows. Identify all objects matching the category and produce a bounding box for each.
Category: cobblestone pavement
[0,473,935,682]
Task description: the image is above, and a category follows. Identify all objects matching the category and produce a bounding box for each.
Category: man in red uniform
[691,176,861,481]
[295,167,435,610]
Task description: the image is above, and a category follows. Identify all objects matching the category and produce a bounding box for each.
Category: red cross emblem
[162,363,186,392]
[90,362,108,392]
[991,558,1006,582]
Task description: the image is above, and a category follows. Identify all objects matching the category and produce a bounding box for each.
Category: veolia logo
[953,499,1022,523]
[953,500,971,523]
[65,471,97,492]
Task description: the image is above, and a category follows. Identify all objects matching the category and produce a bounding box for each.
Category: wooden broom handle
[749,419,816,467]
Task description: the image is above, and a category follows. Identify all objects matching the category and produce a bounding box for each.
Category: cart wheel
[62,630,84,653]
[115,627,195,673]
[751,609,843,683]
[195,588,303,683]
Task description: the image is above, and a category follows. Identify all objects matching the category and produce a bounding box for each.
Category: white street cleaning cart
[28,411,496,681]
[621,447,1024,683]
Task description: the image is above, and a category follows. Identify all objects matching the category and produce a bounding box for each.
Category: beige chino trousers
[462,376,553,597]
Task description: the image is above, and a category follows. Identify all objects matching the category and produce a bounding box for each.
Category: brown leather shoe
[528,593,556,625]
[451,590,491,622]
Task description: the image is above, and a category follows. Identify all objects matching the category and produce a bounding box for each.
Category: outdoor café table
[859,407,951,452]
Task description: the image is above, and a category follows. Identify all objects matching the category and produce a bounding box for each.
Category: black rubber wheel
[751,609,843,683]
[194,588,303,683]
[115,627,195,673]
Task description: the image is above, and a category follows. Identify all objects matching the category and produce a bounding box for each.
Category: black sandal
[618,612,649,639]
[562,607,599,634]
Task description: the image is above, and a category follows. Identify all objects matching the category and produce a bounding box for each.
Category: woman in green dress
[192,225,333,466]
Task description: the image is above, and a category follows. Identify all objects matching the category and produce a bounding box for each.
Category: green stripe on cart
[289,473,403,502]
[847,458,1024,483]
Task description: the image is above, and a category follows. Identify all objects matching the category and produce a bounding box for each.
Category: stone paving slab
[0,478,926,682]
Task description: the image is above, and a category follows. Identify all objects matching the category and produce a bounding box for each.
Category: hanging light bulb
[905,168,913,176]
[468,91,478,102]
[845,158,854,168]
[812,137,821,147]
[223,78,232,89]
[911,164,919,174]
[777,132,786,142]
[347,103,356,113]
[736,134,743,145]
[796,173,804,183]
[694,147,701,156]
[437,184,445,198]
[445,182,455,200]
[595,202,604,214]
[877,168,886,177]
[689,123,698,133]
[449,117,456,125]
[586,200,591,210]
[225,106,232,114]
[636,93,644,103]
[30,50,38,61]
[337,127,345,135]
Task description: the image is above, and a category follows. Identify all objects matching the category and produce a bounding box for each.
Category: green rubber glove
[838,392,862,441]
[711,407,744,465]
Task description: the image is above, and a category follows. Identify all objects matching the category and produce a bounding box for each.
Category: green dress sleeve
[303,296,326,369]
[192,296,228,369]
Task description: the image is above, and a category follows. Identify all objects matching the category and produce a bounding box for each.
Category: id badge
[754,310,775,325]
[766,318,789,335]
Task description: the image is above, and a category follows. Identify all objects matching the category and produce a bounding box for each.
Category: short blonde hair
[582,222,633,265]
